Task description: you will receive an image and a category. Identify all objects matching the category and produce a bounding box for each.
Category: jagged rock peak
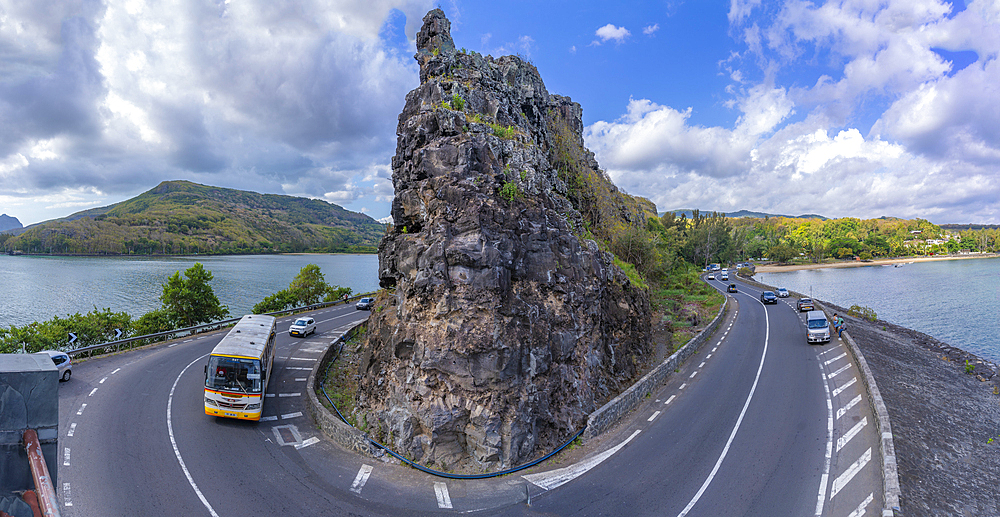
[415,8,455,58]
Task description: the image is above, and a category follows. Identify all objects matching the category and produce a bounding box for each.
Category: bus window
[205,356,262,393]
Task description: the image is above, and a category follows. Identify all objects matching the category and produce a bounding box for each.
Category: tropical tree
[251,264,351,314]
[160,262,229,327]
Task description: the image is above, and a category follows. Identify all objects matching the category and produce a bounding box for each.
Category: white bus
[204,314,277,421]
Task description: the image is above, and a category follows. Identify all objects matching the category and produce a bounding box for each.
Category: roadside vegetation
[1,263,345,354]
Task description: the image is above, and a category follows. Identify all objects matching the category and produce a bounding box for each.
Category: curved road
[56,277,883,516]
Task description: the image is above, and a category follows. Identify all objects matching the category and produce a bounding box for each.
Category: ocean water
[755,257,1000,363]
[0,254,379,328]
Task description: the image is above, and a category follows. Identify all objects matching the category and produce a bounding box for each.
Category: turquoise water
[0,254,379,328]
[756,257,1000,362]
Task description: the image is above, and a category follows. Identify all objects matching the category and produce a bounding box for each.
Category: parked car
[727,284,737,293]
[777,287,789,298]
[806,310,831,344]
[760,291,778,304]
[356,297,375,310]
[42,350,72,382]
[288,317,317,337]
[797,298,815,312]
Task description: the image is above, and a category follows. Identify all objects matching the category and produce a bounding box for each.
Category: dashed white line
[278,393,301,398]
[281,412,303,420]
[294,378,308,382]
[295,436,320,450]
[664,395,676,405]
[99,377,108,384]
[265,394,276,398]
[824,353,847,366]
[434,482,453,509]
[286,357,314,361]
[168,343,180,348]
[689,371,698,379]
[648,411,661,422]
[832,377,857,397]
[679,383,687,390]
[285,367,312,370]
[836,417,868,452]
[63,447,70,466]
[67,423,77,437]
[88,388,98,397]
[816,362,834,517]
[350,464,374,494]
[111,368,120,375]
[706,354,712,359]
[76,404,87,415]
[698,362,706,368]
[837,394,863,420]
[830,448,872,499]
[63,483,72,507]
[260,416,278,422]
[712,347,718,352]
[848,492,875,517]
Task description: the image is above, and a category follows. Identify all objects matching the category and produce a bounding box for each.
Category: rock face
[354,9,655,471]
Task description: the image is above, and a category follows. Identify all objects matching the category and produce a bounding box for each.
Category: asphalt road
[55,277,883,516]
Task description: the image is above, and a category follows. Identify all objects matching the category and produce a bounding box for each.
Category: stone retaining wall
[306,326,376,456]
[583,297,728,440]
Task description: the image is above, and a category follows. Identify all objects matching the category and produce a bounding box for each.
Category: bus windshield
[206,356,263,394]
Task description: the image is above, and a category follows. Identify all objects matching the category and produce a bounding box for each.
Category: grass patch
[320,331,364,426]
[614,256,649,290]
[489,122,517,139]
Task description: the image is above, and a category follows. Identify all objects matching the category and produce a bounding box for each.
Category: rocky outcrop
[354,9,655,472]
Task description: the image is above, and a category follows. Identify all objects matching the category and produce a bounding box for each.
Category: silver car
[42,350,72,382]
[288,317,317,337]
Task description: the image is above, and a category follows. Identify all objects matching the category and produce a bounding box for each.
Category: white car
[707,274,715,280]
[288,317,317,337]
[42,350,72,382]
[777,287,790,298]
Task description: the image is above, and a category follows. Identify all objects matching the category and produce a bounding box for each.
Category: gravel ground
[823,301,1000,517]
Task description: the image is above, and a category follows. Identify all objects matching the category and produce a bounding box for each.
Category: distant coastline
[754,252,1000,273]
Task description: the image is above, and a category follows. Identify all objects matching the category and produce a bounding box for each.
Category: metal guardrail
[22,429,59,517]
[64,292,377,358]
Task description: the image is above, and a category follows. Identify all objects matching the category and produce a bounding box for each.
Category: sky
[1,0,998,227]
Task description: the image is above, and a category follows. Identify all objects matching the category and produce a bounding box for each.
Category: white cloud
[643,24,659,36]
[595,24,630,44]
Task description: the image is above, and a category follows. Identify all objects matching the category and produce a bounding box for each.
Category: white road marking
[434,482,453,509]
[838,394,863,420]
[67,423,77,437]
[832,377,857,397]
[88,388,98,397]
[830,364,851,378]
[63,447,70,466]
[63,483,72,507]
[698,362,706,368]
[285,367,312,370]
[99,377,108,384]
[848,492,875,517]
[295,437,320,450]
[648,411,661,422]
[816,361,834,516]
[706,354,712,359]
[712,347,718,352]
[168,353,221,517]
[679,383,687,390]
[282,411,303,420]
[76,404,87,415]
[260,416,278,422]
[111,368,120,374]
[183,339,193,343]
[168,343,180,347]
[664,395,676,405]
[830,448,872,499]
[824,353,847,365]
[265,394,276,398]
[278,393,301,397]
[350,464,374,494]
[689,371,698,379]
[837,417,868,452]
[294,378,308,382]
[286,357,314,361]
[524,430,641,490]
[677,296,771,517]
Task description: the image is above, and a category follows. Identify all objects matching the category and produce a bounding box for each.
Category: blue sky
[2,0,997,226]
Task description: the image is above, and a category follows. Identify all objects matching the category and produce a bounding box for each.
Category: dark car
[356,297,375,310]
[797,298,815,312]
[760,291,778,304]
[727,283,737,293]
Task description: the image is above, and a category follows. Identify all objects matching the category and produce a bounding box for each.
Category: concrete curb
[740,273,901,516]
[583,295,729,440]
[306,323,377,457]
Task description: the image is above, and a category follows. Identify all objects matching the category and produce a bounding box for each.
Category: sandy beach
[753,253,1000,273]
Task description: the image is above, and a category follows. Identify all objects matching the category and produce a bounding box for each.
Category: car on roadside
[356,297,375,310]
[42,350,72,382]
[727,284,737,293]
[760,291,778,304]
[288,317,317,337]
[797,298,815,312]
[777,287,789,298]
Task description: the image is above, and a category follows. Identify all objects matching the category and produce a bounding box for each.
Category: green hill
[659,208,827,220]
[2,181,385,255]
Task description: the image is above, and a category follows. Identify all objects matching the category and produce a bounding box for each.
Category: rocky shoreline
[823,301,1000,516]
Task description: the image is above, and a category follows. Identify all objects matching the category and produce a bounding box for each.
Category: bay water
[755,257,1000,363]
[0,254,379,329]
